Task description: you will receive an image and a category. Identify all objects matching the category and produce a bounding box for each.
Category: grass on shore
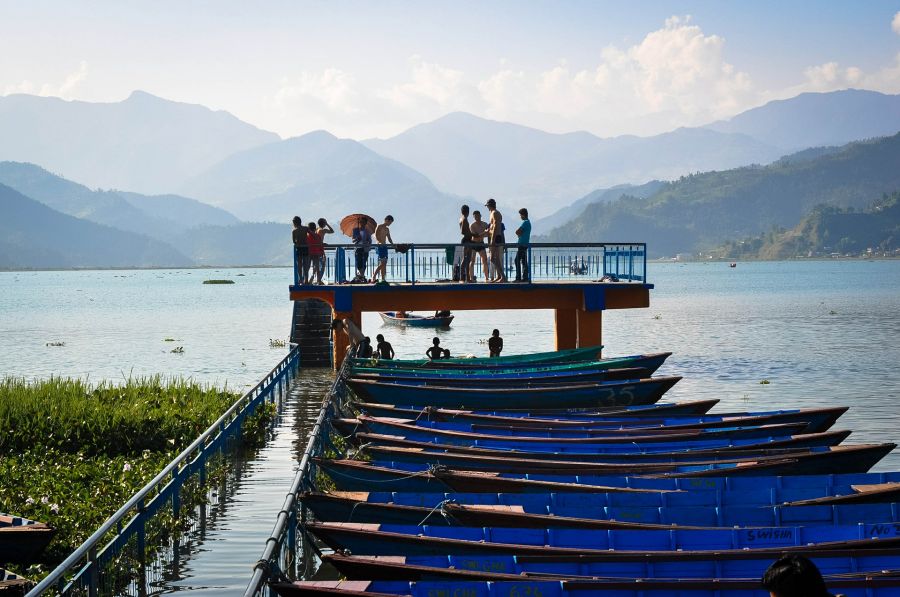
[0,376,270,577]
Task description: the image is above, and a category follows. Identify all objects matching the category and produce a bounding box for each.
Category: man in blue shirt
[514,208,531,282]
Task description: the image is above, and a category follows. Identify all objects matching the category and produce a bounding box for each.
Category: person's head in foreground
[432,337,440,346]
[492,329,500,337]
[762,555,832,597]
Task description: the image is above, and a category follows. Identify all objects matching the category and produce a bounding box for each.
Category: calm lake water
[3,261,900,592]
[2,261,899,466]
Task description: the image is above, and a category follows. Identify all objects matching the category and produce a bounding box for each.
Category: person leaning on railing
[292,216,309,285]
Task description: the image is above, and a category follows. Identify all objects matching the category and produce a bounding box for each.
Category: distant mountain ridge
[363,112,781,218]
[704,89,900,151]
[0,91,279,194]
[539,133,900,258]
[182,130,467,239]
[0,162,239,241]
[0,183,192,268]
[714,191,900,259]
[533,181,665,234]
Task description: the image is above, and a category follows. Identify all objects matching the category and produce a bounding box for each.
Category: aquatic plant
[759,379,771,385]
[0,376,275,577]
[170,346,184,353]
[202,279,234,284]
[269,338,287,348]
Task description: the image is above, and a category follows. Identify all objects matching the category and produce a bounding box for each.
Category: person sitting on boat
[375,334,394,360]
[396,310,408,318]
[434,310,451,318]
[488,328,503,357]
[762,555,834,597]
[425,337,446,360]
[371,215,394,283]
[358,336,374,359]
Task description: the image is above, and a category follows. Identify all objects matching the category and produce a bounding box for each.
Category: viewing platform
[289,242,652,368]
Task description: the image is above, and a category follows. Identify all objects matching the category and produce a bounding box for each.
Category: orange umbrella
[340,213,377,238]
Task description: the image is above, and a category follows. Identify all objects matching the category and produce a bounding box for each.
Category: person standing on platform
[469,210,490,281]
[488,329,503,357]
[292,216,310,285]
[458,205,473,283]
[351,216,372,282]
[371,215,394,283]
[375,334,395,360]
[307,222,325,285]
[486,198,507,282]
[514,208,532,283]
[315,218,334,285]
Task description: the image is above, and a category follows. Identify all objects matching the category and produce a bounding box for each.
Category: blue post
[293,246,299,286]
[410,246,416,284]
[527,244,533,282]
[643,243,648,283]
[335,247,346,283]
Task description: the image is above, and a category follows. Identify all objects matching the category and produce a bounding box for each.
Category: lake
[1,261,899,460]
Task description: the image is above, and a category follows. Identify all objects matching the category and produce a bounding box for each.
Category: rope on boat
[416,498,459,526]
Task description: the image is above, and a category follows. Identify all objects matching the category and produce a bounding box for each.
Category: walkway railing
[292,242,647,286]
[244,356,352,597]
[27,345,302,597]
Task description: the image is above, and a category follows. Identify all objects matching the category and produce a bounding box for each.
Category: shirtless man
[458,205,472,283]
[469,210,490,282]
[331,318,365,354]
[485,198,507,282]
[371,215,394,283]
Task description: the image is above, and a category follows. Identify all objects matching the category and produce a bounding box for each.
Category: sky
[2,1,900,139]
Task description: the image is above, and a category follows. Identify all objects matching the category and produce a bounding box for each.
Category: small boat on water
[354,398,720,418]
[379,312,454,327]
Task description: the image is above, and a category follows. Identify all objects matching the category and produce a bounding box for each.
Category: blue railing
[27,345,302,597]
[244,356,352,597]
[292,243,647,287]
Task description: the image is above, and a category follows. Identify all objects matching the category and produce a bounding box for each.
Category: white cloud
[2,61,88,99]
[893,10,900,35]
[474,16,756,135]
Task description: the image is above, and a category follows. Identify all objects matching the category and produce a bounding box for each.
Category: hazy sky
[2,1,900,139]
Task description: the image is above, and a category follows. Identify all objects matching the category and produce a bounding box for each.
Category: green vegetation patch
[202,279,234,284]
[0,376,269,577]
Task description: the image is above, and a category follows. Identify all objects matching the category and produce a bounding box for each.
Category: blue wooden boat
[344,416,813,446]
[347,376,681,409]
[320,551,900,581]
[355,429,853,459]
[0,512,54,565]
[379,312,454,327]
[351,352,672,378]
[355,399,720,418]
[353,345,608,369]
[302,491,900,529]
[0,568,33,594]
[315,457,900,495]
[352,366,652,386]
[272,577,900,597]
[352,404,846,434]
[305,521,900,557]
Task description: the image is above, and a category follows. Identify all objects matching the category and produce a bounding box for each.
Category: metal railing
[292,242,647,286]
[244,355,353,597]
[27,345,302,597]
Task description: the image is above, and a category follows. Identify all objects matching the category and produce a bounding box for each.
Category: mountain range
[0,91,277,194]
[1,88,900,267]
[181,130,465,239]
[539,133,900,257]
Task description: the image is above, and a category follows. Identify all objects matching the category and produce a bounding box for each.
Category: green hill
[714,192,900,259]
[0,183,192,269]
[540,133,900,257]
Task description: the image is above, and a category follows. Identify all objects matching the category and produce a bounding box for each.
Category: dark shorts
[492,235,505,245]
[377,245,389,260]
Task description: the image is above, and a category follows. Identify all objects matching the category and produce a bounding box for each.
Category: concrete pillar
[577,310,602,351]
[554,308,578,350]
